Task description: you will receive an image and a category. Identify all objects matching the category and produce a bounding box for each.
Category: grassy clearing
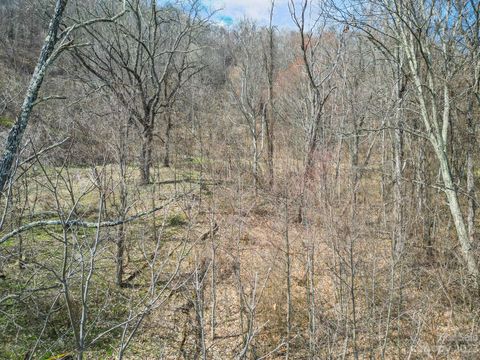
[0,162,215,358]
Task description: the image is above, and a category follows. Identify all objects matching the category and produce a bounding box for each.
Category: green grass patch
[0,116,14,128]
[1,238,16,248]
[191,156,207,165]
[167,213,187,227]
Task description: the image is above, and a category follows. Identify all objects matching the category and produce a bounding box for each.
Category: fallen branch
[0,194,187,245]
[156,178,223,186]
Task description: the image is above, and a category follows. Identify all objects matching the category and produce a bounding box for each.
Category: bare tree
[332,0,480,281]
[0,0,125,193]
[74,0,208,184]
[227,21,268,194]
[263,0,276,188]
[386,0,479,280]
[289,0,342,222]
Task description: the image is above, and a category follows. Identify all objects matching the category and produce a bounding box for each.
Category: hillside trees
[0,0,68,194]
[289,0,343,222]
[0,0,45,73]
[382,0,480,281]
[263,0,276,188]
[227,21,268,193]
[3,0,480,357]
[333,0,480,281]
[74,0,209,184]
[0,0,125,194]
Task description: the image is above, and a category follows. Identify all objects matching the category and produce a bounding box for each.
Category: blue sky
[206,0,293,27]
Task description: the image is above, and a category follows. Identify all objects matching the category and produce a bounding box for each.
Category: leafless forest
[1,0,480,358]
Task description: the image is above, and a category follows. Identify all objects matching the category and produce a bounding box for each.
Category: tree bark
[0,0,68,193]
[392,56,406,258]
[116,122,128,286]
[466,99,476,247]
[163,112,172,168]
[437,145,479,279]
[284,190,292,359]
[265,1,276,188]
[140,126,153,184]
[265,102,275,188]
[395,12,480,280]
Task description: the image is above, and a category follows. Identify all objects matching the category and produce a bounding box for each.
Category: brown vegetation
[1,0,480,359]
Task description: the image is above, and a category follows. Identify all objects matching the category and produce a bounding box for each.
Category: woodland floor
[1,161,480,359]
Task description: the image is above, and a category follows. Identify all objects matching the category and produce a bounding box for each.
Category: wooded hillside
[1,0,480,358]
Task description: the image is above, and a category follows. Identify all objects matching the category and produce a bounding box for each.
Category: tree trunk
[398,23,480,280]
[392,59,406,258]
[417,142,433,259]
[349,120,360,360]
[306,241,316,357]
[284,190,292,359]
[115,122,128,287]
[163,112,172,167]
[140,126,153,184]
[252,131,259,196]
[265,4,275,189]
[436,145,479,279]
[297,117,320,223]
[466,99,476,246]
[116,224,126,286]
[265,104,274,189]
[0,0,68,193]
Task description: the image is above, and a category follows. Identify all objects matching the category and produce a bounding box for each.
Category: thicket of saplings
[1,0,480,358]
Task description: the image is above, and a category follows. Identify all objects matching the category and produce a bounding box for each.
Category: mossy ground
[0,116,14,128]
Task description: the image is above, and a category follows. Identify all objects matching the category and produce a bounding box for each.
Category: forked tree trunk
[396,19,480,280]
[297,115,320,223]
